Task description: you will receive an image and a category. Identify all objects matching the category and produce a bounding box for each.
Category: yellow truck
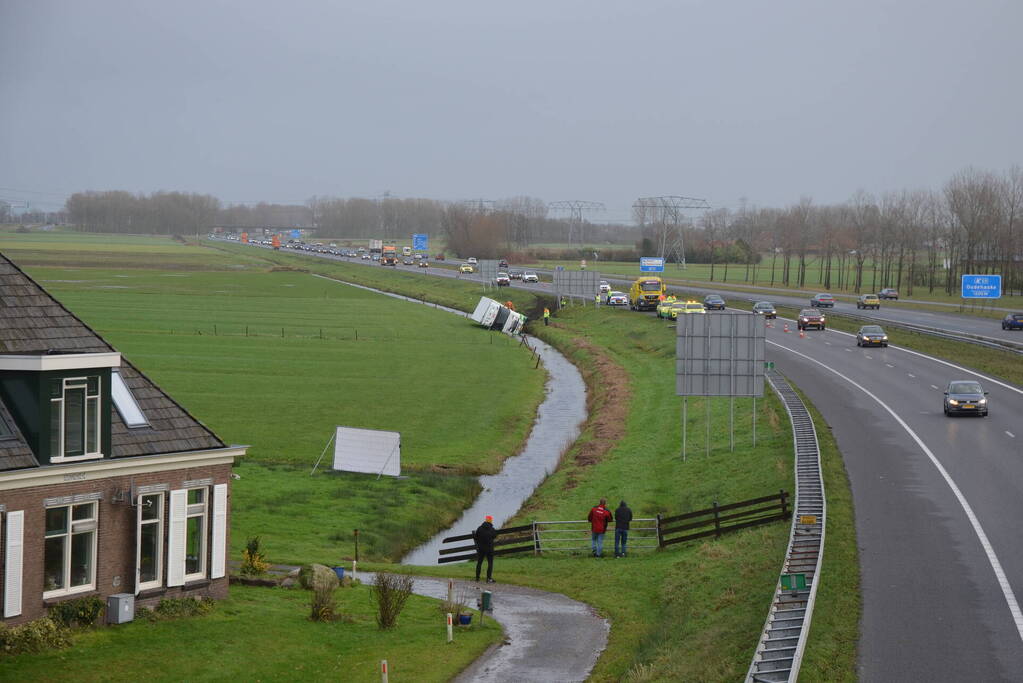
[629,277,666,311]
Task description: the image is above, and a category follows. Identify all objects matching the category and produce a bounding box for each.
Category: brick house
[0,253,246,625]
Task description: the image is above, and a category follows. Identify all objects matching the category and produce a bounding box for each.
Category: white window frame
[43,501,98,599]
[136,492,164,593]
[184,488,208,582]
[50,375,103,463]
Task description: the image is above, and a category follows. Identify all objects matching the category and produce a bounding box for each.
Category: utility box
[107,593,135,624]
[481,590,493,612]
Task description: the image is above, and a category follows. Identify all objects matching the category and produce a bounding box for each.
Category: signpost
[961,274,1001,299]
[640,257,665,273]
[412,233,429,251]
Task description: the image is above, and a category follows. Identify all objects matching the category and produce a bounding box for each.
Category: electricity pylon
[548,200,605,248]
[632,196,711,267]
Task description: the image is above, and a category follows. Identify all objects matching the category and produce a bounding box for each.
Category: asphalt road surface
[764,317,1023,680]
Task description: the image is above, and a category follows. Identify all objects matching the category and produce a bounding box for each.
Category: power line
[548,200,605,247]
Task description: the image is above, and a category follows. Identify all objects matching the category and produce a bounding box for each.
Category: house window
[137,493,164,590]
[185,489,207,580]
[111,369,148,428]
[50,376,102,461]
[44,502,97,596]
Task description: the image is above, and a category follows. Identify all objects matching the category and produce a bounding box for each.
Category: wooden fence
[436,491,790,563]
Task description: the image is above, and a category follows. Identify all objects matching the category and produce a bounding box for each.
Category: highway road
[228,240,1023,675]
[763,319,1023,680]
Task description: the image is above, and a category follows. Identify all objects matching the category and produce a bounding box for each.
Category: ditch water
[311,275,588,566]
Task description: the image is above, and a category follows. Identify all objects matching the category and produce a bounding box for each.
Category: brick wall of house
[1,462,232,626]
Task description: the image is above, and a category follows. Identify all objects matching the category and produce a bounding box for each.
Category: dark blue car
[1002,313,1023,330]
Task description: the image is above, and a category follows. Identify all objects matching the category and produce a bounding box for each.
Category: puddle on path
[311,274,588,566]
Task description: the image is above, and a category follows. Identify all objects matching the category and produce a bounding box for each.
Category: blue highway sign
[640,257,665,272]
[412,233,429,251]
[961,274,1001,299]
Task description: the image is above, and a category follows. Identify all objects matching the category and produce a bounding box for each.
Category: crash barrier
[437,495,789,563]
[656,492,790,547]
[744,370,825,683]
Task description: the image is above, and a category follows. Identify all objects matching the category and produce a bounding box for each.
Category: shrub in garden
[310,581,337,622]
[48,595,105,629]
[0,618,72,655]
[372,573,414,630]
[241,536,270,575]
[138,597,215,622]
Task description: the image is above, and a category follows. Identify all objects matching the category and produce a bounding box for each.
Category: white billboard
[332,426,401,477]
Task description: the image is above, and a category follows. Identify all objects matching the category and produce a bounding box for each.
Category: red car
[798,309,826,331]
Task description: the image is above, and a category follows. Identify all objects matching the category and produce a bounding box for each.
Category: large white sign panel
[676,313,765,397]
[333,426,401,477]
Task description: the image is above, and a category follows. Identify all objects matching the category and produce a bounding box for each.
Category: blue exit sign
[961,274,1001,299]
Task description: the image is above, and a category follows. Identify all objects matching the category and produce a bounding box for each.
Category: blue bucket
[333,567,345,580]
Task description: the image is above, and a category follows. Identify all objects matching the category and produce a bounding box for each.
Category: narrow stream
[311,275,588,566]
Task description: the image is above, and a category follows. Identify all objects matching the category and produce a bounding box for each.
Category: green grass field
[0,584,498,682]
[1,233,863,681]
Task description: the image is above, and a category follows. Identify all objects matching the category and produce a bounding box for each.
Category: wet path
[377,575,609,683]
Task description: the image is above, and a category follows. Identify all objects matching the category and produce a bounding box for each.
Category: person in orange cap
[473,515,498,583]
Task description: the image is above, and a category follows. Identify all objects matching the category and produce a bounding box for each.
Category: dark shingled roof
[0,251,226,471]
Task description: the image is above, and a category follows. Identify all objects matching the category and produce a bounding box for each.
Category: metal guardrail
[746,370,826,683]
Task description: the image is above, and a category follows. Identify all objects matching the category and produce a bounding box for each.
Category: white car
[495,272,511,286]
[522,271,539,283]
[599,281,611,294]
[467,257,478,264]
[606,291,628,306]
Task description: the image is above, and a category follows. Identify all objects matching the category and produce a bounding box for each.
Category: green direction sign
[764,361,775,370]
[780,573,807,591]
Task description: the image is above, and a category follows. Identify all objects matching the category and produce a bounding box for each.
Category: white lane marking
[1008,432,1016,439]
[844,348,852,352]
[908,373,916,378]
[931,385,939,390]
[825,341,832,346]
[865,354,873,360]
[886,363,895,368]
[768,339,1023,643]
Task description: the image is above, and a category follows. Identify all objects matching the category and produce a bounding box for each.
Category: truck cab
[629,277,666,311]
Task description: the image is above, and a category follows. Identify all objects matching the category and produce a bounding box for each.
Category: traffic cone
[799,329,806,338]
[783,322,790,333]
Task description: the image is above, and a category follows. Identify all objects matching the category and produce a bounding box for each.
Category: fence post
[532,521,541,555]
[780,489,789,519]
[655,513,663,548]
[713,501,721,538]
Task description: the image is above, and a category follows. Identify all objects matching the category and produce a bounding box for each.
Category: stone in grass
[299,564,339,591]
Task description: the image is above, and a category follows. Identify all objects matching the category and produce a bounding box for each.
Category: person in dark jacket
[587,499,613,557]
[614,501,634,557]
[473,515,498,583]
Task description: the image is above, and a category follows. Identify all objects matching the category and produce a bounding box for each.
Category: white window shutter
[210,484,228,579]
[135,495,144,595]
[4,511,24,618]
[167,490,187,587]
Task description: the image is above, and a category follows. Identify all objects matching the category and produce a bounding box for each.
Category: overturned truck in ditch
[470,297,527,335]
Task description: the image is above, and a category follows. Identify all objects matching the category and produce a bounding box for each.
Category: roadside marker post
[381,660,389,683]
[447,613,453,643]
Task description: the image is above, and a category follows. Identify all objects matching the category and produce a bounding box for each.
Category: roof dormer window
[50,376,102,462]
[111,369,148,428]
[0,414,12,439]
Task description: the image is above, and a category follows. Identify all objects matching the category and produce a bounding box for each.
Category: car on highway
[361,253,371,260]
[598,281,611,295]
[1001,313,1023,330]
[459,264,474,273]
[498,259,509,268]
[797,308,826,330]
[418,260,429,268]
[857,294,881,309]
[703,294,726,310]
[878,288,899,300]
[752,301,777,319]
[606,291,628,306]
[671,301,706,318]
[522,271,539,283]
[402,257,414,265]
[435,253,445,260]
[943,380,988,417]
[467,257,478,264]
[495,272,510,286]
[656,299,675,318]
[856,325,889,347]
[810,293,835,308]
[509,270,522,280]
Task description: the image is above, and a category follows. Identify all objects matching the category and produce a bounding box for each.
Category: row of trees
[660,166,1021,296]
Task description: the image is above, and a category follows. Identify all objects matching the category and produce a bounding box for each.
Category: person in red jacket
[587,498,614,557]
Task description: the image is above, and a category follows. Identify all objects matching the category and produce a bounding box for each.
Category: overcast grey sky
[2,0,1021,221]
